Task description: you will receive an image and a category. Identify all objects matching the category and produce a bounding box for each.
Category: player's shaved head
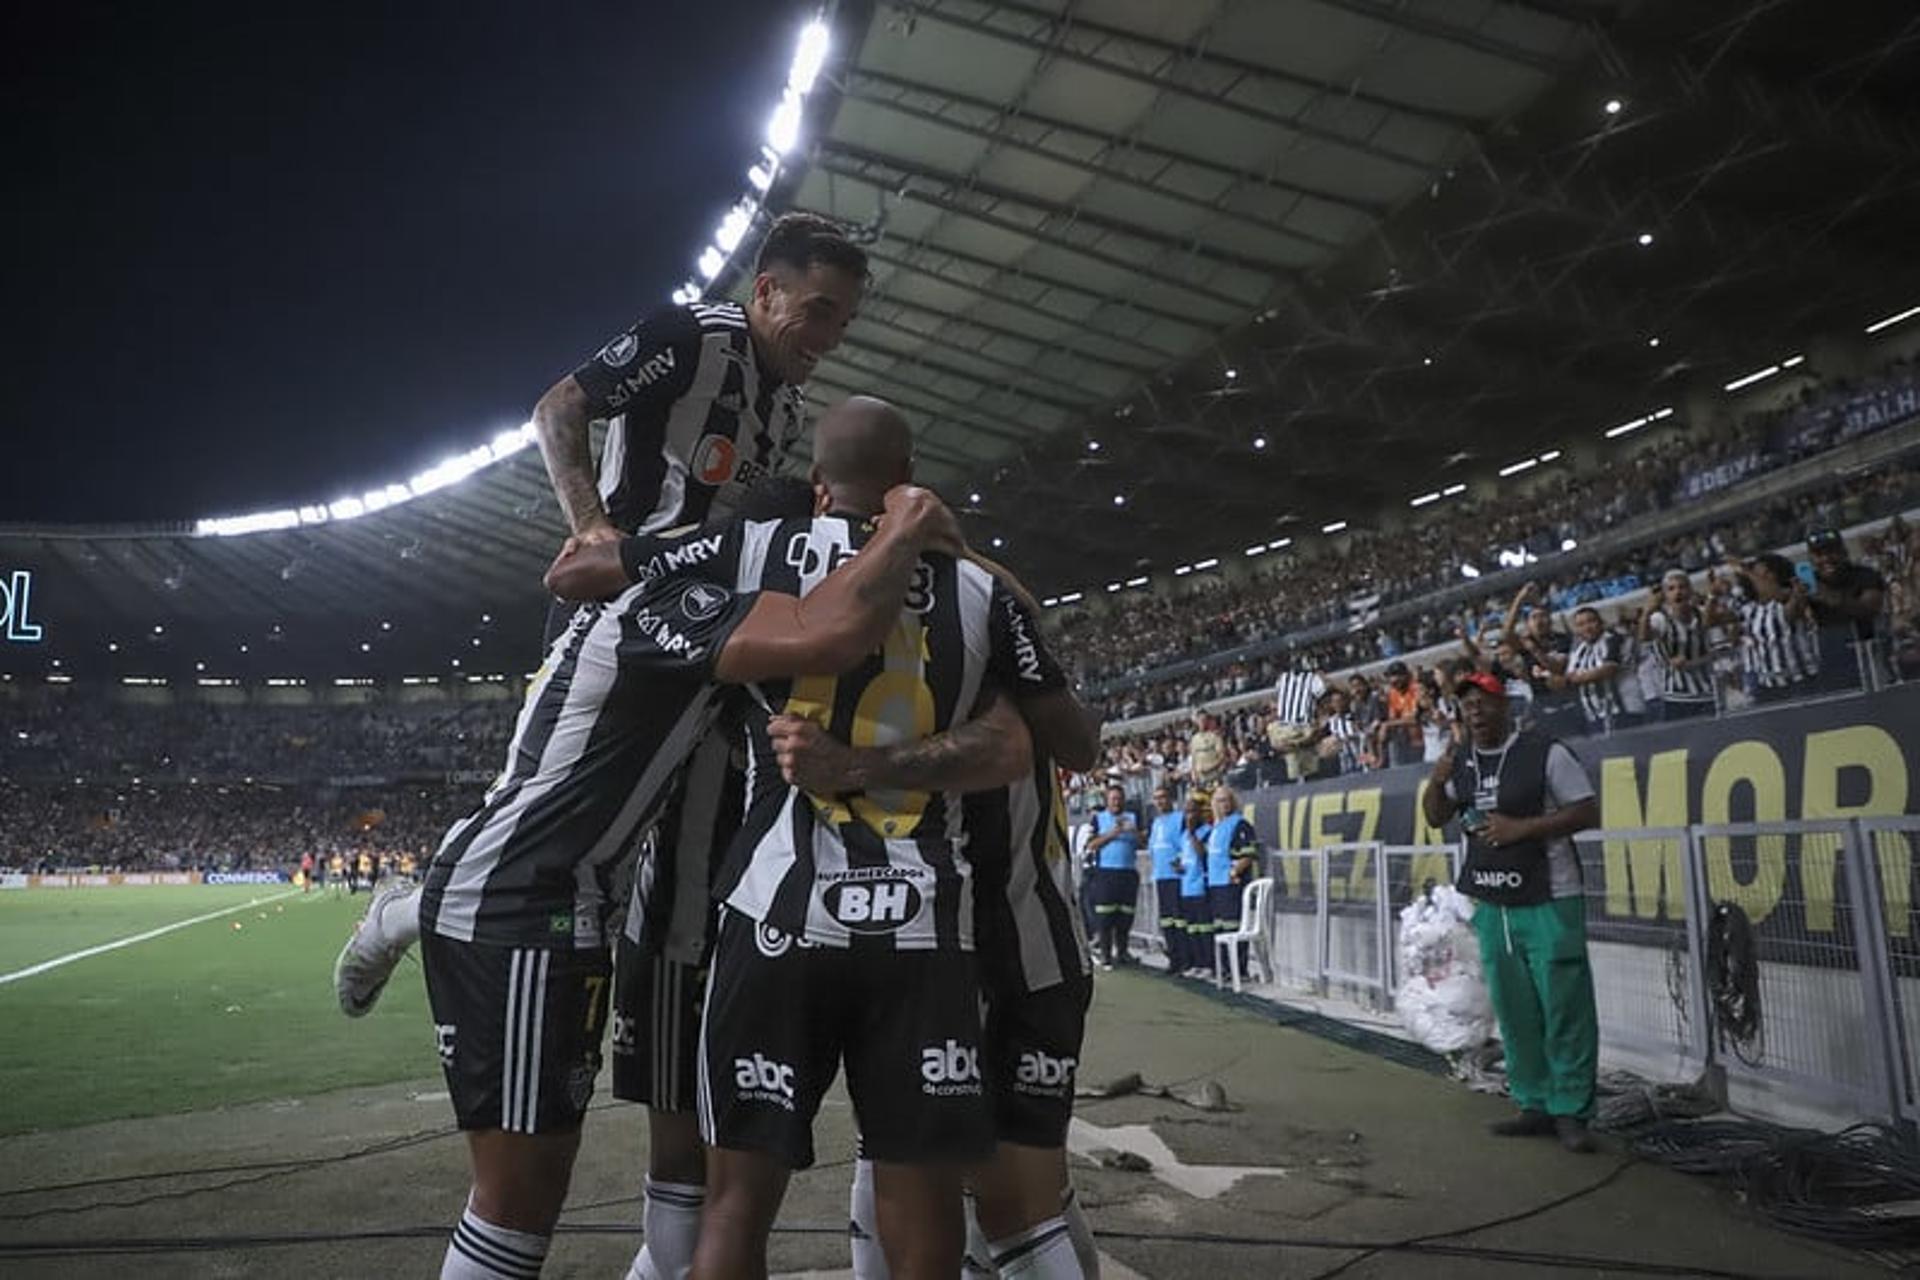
[810,395,913,515]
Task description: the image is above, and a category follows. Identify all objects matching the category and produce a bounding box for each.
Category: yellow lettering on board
[1599,749,1689,921]
[1699,741,1787,927]
[1801,725,1911,936]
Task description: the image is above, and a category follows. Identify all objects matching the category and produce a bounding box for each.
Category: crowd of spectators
[0,778,477,874]
[1073,452,1920,722]
[1054,357,1919,718]
[3,696,512,784]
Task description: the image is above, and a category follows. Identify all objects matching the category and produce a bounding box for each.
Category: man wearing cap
[1421,672,1601,1153]
[1376,661,1423,769]
[1805,527,1887,691]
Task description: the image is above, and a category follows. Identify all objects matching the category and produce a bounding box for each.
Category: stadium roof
[4,0,1919,678]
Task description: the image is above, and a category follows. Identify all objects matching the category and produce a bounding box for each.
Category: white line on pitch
[0,889,303,986]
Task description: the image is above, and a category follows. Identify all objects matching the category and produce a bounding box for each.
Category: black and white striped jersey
[1567,633,1626,724]
[714,514,1069,952]
[967,751,1092,994]
[570,301,806,534]
[1274,670,1327,727]
[420,529,760,951]
[621,699,745,965]
[1647,608,1716,703]
[1741,598,1818,689]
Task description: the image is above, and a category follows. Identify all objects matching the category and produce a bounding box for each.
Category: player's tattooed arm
[533,375,618,544]
[768,686,1033,794]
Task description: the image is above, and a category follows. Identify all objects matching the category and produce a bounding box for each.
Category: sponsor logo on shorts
[434,1023,457,1068]
[734,1053,797,1110]
[1013,1050,1077,1097]
[610,1010,636,1055]
[822,878,923,934]
[567,1058,598,1111]
[692,434,738,485]
[920,1039,983,1098]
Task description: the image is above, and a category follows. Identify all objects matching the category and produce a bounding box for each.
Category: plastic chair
[1215,876,1273,993]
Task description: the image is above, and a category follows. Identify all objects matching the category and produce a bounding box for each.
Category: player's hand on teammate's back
[879,484,967,557]
[543,537,627,600]
[768,714,859,792]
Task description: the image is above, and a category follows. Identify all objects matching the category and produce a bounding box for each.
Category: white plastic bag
[1396,886,1494,1054]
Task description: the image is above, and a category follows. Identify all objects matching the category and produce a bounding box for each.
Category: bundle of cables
[1705,900,1764,1067]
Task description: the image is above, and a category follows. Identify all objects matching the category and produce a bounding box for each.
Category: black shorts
[980,968,1091,1149]
[610,933,704,1113]
[697,909,991,1170]
[421,933,612,1134]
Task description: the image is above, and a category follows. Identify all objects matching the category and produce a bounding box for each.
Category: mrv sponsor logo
[920,1040,982,1097]
[734,1053,797,1110]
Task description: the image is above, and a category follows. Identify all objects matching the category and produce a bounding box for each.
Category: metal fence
[1125,818,1920,1125]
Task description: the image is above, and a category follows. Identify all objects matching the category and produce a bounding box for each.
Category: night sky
[2,0,803,524]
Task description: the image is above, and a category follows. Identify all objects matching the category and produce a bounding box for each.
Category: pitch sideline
[0,887,304,986]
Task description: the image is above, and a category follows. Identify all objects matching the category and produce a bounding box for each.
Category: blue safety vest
[1181,823,1211,897]
[1093,810,1140,870]
[1148,813,1185,881]
[1207,814,1250,887]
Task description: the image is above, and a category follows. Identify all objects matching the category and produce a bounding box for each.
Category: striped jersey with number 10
[712,514,1068,952]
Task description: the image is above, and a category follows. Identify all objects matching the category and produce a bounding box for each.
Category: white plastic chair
[1214,876,1273,993]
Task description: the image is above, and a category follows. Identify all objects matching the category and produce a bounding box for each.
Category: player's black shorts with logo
[610,933,704,1112]
[980,953,1092,1148]
[422,933,612,1134]
[697,908,991,1170]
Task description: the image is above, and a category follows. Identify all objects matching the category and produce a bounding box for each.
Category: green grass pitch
[0,884,439,1136]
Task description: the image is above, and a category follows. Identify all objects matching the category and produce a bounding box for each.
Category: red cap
[1458,671,1507,700]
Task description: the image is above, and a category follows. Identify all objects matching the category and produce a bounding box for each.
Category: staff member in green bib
[1421,672,1601,1153]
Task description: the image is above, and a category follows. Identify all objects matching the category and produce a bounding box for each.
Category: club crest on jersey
[692,434,738,485]
[679,581,728,623]
[599,333,640,367]
[822,877,924,934]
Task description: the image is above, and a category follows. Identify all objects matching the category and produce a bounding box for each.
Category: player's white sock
[962,1189,999,1278]
[441,1203,549,1279]
[990,1216,1081,1279]
[1062,1186,1100,1278]
[384,883,423,947]
[848,1156,891,1280]
[625,1177,704,1280]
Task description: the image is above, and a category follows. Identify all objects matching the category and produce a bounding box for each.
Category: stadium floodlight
[1723,363,1781,392]
[1269,538,1291,550]
[747,162,774,193]
[991,536,1004,548]
[697,245,728,282]
[1538,450,1562,463]
[1604,412,1654,439]
[1443,483,1467,496]
[767,88,804,156]
[46,673,72,684]
[968,491,982,504]
[671,282,701,306]
[328,496,367,521]
[1088,439,1101,452]
[1126,575,1149,587]
[196,508,301,537]
[1194,558,1220,571]
[1174,564,1192,576]
[1041,596,1058,607]
[789,17,830,94]
[1059,591,1084,604]
[1106,582,1123,592]
[1225,368,1238,380]
[1604,98,1623,115]
[1562,537,1579,551]
[1112,494,1126,506]
[1781,354,1805,369]
[1245,544,1266,556]
[1865,303,1920,334]
[1498,458,1537,477]
[1653,406,1674,419]
[1253,436,1267,450]
[714,199,757,254]
[1411,491,1441,507]
[489,425,535,460]
[1460,564,1481,579]
[1321,520,1348,534]
[1637,232,1654,247]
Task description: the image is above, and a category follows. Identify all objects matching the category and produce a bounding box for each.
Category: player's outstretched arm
[713,485,964,684]
[767,686,1034,795]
